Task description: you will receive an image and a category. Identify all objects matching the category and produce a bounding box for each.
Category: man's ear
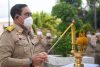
[15,14,19,19]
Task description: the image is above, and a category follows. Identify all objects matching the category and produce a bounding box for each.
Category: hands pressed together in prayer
[32,52,48,67]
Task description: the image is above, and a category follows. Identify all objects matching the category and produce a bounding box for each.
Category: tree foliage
[97,6,100,28]
[51,1,88,56]
[85,6,100,29]
[52,2,78,32]
[53,34,72,57]
[87,0,100,8]
[32,11,62,35]
[58,0,82,8]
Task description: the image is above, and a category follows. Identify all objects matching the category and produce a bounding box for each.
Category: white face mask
[46,33,51,37]
[37,31,42,36]
[24,17,33,30]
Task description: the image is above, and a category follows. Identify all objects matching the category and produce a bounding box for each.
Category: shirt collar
[14,24,32,36]
[14,24,24,34]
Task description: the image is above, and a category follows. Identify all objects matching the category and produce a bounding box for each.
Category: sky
[0,0,87,22]
[0,0,56,21]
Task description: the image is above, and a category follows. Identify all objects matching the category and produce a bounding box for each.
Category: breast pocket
[14,36,31,58]
[15,36,28,46]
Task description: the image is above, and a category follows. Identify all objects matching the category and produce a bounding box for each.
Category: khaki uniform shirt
[32,35,53,54]
[0,24,34,67]
[31,36,52,67]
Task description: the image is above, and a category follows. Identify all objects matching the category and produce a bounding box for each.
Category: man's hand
[32,52,48,66]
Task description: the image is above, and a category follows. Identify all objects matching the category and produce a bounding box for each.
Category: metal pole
[94,3,97,29]
[48,23,73,53]
[8,0,10,26]
[88,0,97,29]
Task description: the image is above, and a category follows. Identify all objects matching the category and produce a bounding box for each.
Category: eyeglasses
[24,12,32,17]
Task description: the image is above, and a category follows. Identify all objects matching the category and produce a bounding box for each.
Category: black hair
[10,4,27,20]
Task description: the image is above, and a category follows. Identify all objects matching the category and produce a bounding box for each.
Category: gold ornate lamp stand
[71,19,88,67]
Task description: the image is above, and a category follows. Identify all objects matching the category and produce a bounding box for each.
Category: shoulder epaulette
[5,25,15,32]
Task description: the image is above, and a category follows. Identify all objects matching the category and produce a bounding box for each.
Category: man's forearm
[1,57,31,67]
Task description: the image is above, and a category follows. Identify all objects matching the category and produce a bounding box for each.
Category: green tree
[87,0,100,8]
[86,0,100,29]
[51,2,84,56]
[97,6,100,28]
[32,11,62,35]
[52,2,78,31]
[53,34,72,57]
[81,23,94,32]
[58,0,82,8]
[86,6,100,29]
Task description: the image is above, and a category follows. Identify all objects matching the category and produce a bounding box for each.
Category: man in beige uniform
[32,29,53,54]
[31,29,53,67]
[0,4,48,67]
